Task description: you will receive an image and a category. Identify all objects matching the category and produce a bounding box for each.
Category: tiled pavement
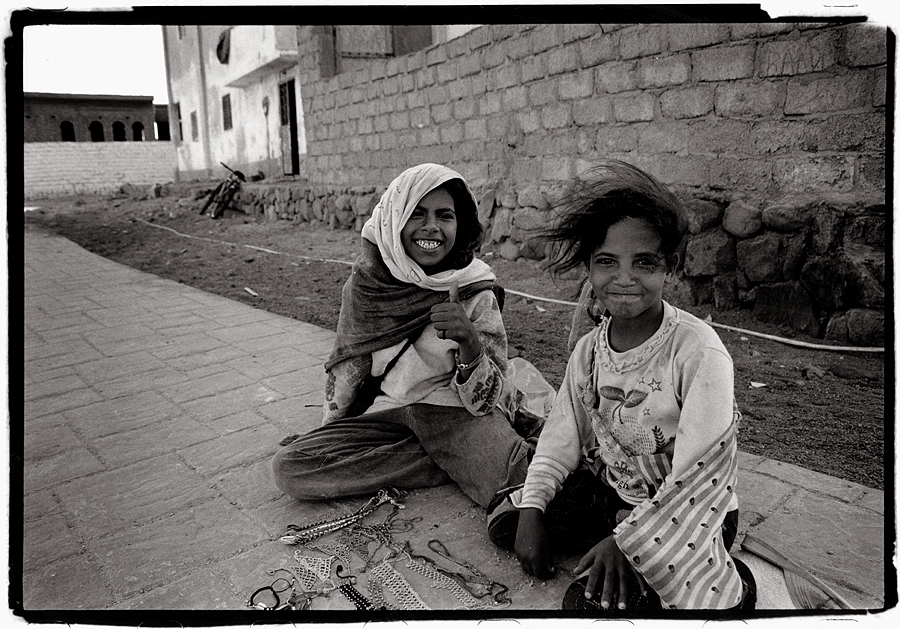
[17,226,891,620]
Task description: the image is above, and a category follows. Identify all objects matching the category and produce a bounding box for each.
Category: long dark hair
[543,160,687,277]
[439,178,484,269]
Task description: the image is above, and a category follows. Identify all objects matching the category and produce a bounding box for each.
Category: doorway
[278,79,300,175]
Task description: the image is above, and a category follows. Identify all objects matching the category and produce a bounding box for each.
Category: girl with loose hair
[487,160,756,612]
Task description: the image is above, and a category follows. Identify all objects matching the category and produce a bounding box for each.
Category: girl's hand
[574,535,648,609]
[514,508,556,580]
[431,282,480,359]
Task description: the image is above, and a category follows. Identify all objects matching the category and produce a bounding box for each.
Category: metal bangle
[455,347,485,371]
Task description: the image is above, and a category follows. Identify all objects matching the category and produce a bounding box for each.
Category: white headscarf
[361,163,495,291]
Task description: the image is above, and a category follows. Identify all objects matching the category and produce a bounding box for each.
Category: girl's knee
[270,447,294,494]
[271,445,318,498]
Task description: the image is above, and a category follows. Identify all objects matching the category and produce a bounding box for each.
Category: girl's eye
[593,257,616,266]
[437,211,456,221]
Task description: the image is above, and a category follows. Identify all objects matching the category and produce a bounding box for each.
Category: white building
[162,25,477,181]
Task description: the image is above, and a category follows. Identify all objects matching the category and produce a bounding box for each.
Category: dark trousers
[547,470,743,611]
[542,469,738,555]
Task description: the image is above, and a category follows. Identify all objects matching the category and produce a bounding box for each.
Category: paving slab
[52,454,219,537]
[17,228,893,621]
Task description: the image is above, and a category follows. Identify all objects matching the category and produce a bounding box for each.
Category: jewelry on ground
[294,551,336,589]
[280,487,406,545]
[367,576,398,611]
[405,554,493,610]
[246,569,297,610]
[286,589,313,611]
[264,490,512,610]
[247,586,290,610]
[338,581,374,610]
[338,506,421,571]
[428,539,495,585]
[308,541,353,567]
[371,561,431,610]
[411,540,511,606]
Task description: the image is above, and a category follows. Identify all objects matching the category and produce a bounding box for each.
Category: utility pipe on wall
[196,25,214,178]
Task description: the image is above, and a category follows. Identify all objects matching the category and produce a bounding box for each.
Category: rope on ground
[701,320,883,353]
[137,219,353,266]
[137,219,884,354]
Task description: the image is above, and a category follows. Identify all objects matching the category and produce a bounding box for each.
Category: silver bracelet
[455,347,485,371]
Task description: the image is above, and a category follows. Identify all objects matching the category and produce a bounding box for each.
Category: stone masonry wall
[245,22,887,345]
[24,141,177,199]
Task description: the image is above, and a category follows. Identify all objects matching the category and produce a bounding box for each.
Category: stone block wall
[24,141,177,199]
[260,22,886,345]
[292,22,885,198]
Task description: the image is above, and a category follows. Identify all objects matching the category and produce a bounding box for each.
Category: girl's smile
[589,218,671,349]
[402,187,458,274]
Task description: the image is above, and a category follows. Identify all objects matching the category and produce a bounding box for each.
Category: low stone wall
[677,192,884,346]
[236,180,884,346]
[239,181,381,231]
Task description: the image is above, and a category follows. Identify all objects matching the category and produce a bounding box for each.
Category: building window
[329,25,433,75]
[60,121,75,142]
[216,29,231,64]
[174,103,183,141]
[89,121,104,142]
[190,111,198,141]
[156,121,170,141]
[222,94,232,130]
[112,121,126,141]
[132,122,144,141]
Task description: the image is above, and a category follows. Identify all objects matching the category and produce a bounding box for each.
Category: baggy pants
[272,404,532,508]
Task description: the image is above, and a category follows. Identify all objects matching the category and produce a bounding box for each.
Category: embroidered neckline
[595,301,679,374]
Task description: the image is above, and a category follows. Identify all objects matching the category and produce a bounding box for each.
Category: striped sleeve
[615,422,743,609]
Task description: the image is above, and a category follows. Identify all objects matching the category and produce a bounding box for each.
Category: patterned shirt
[515,301,739,509]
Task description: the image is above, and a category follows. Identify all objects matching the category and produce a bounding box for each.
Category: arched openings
[132,122,144,141]
[60,121,75,141]
[89,121,104,142]
[112,121,126,141]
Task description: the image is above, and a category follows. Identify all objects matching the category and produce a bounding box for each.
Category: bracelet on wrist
[455,347,485,371]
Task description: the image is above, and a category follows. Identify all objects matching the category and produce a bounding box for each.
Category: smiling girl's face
[401,186,458,275]
[589,217,670,343]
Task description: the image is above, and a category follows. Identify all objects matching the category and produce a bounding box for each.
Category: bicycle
[200,162,247,219]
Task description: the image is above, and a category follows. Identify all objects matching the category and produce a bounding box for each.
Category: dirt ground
[23,187,886,490]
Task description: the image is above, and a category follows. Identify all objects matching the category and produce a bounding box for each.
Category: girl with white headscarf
[272,164,535,508]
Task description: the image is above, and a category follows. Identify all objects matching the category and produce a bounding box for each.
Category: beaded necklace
[280,487,406,545]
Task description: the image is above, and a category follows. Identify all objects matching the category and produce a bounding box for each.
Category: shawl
[326,163,496,371]
[326,240,497,369]
[614,420,743,609]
